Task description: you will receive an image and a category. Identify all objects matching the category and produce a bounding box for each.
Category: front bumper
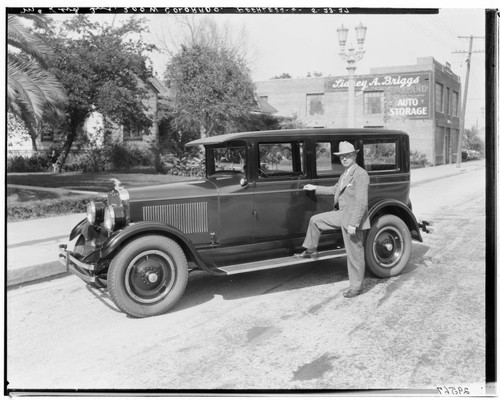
[59,244,100,285]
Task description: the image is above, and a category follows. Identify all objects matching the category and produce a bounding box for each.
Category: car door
[210,143,254,247]
[252,140,310,243]
[309,137,362,249]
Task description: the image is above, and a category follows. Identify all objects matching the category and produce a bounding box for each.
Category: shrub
[7,153,52,172]
[7,195,103,222]
[105,142,152,171]
[59,144,152,172]
[410,150,428,168]
[160,153,205,177]
[63,152,93,172]
[84,148,108,172]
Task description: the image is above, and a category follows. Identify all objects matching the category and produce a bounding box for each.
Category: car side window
[363,139,399,172]
[207,143,247,176]
[315,141,344,177]
[258,141,305,178]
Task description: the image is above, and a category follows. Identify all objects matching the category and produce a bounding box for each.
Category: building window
[446,87,451,114]
[306,94,324,116]
[435,83,443,113]
[41,126,54,141]
[452,91,459,116]
[363,91,383,114]
[123,123,143,140]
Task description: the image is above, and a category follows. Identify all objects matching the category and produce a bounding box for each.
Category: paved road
[6,164,487,393]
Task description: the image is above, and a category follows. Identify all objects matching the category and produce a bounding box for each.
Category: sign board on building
[324,72,431,119]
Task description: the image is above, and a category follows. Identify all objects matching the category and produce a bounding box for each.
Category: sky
[8,5,491,129]
[145,8,488,129]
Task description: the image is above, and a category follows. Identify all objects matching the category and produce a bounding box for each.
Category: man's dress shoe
[343,289,362,298]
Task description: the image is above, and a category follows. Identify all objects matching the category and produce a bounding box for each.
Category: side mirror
[240,178,248,187]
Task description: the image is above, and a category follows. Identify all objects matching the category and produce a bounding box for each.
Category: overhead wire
[429,14,460,40]
[400,13,485,128]
[400,14,460,52]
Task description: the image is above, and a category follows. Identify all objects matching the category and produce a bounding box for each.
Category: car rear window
[363,139,398,172]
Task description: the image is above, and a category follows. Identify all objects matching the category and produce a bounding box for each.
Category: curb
[7,260,68,287]
[411,169,465,186]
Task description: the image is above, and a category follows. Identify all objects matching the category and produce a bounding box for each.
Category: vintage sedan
[59,128,430,317]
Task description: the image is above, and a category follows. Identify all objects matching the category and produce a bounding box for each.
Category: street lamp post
[337,23,367,128]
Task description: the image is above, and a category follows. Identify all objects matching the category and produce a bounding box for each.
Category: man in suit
[295,141,370,298]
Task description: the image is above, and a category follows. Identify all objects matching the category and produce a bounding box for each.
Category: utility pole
[453,35,484,168]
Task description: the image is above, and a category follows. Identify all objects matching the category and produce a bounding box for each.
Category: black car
[60,128,430,317]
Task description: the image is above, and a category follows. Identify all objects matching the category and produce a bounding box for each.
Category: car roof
[186,128,408,146]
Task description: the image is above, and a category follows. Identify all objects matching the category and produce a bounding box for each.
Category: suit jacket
[315,163,370,230]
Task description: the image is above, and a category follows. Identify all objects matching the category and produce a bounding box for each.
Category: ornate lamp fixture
[337,23,367,128]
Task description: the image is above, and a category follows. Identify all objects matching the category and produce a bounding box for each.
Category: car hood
[127,179,217,203]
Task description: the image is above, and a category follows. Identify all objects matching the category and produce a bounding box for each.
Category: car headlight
[87,201,105,225]
[104,205,126,231]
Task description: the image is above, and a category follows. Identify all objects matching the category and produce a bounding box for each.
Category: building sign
[325,72,431,119]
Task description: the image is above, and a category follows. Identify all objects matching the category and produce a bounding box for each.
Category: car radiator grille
[142,202,208,234]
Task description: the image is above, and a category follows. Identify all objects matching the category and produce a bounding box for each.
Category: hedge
[7,195,103,222]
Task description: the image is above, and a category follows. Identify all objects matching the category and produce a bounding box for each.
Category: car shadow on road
[173,242,433,314]
[170,259,349,313]
[76,259,351,317]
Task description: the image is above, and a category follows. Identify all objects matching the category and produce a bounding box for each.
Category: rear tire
[107,235,188,318]
[365,215,412,278]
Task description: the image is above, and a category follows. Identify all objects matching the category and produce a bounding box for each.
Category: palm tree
[7,14,66,150]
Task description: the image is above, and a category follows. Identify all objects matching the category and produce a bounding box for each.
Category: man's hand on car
[303,184,317,191]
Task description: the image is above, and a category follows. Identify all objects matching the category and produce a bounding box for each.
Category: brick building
[255,57,461,166]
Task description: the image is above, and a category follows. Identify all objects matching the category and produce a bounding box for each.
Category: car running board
[216,248,347,275]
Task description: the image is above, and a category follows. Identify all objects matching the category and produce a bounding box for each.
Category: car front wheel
[365,215,412,278]
[107,235,188,318]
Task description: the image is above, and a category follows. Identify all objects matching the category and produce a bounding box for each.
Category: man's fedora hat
[334,141,359,156]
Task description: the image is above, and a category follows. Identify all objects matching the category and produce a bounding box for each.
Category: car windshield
[208,144,246,175]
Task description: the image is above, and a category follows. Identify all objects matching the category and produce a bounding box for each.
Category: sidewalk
[5,159,485,287]
[410,159,484,185]
[6,213,86,286]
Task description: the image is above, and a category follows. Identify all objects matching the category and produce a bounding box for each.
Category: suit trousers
[302,211,365,290]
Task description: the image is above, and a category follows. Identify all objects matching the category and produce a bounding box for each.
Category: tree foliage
[158,15,250,61]
[270,72,292,79]
[164,43,257,139]
[307,71,323,77]
[7,112,31,148]
[7,14,67,149]
[464,126,484,155]
[45,15,156,171]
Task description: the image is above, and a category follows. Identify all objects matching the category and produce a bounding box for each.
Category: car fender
[69,218,90,241]
[369,199,423,242]
[99,221,215,273]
